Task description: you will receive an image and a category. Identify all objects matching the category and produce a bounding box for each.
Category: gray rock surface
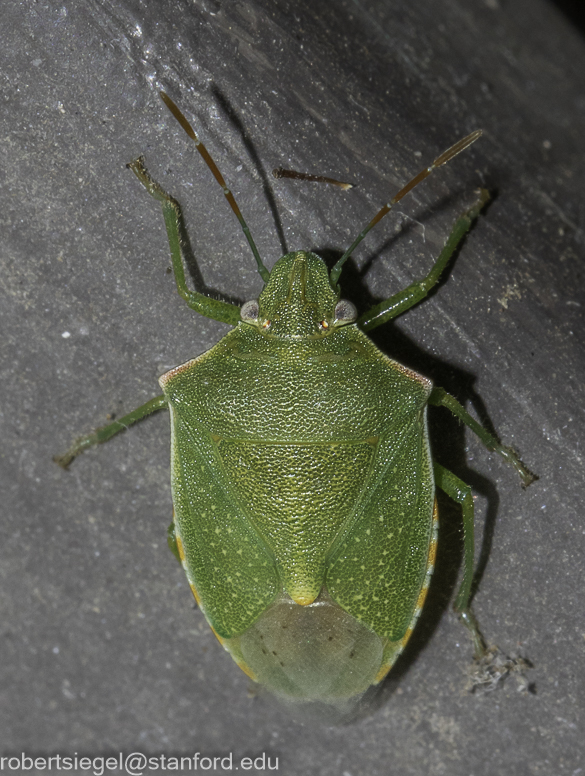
[1,1,584,773]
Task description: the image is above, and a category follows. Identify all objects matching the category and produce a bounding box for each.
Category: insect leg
[433,462,487,659]
[357,189,490,332]
[128,157,242,327]
[53,395,167,469]
[429,387,536,487]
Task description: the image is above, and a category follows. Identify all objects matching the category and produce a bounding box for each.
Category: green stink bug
[56,93,535,708]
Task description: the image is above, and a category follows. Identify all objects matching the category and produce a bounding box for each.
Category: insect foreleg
[358,189,490,332]
[127,157,241,326]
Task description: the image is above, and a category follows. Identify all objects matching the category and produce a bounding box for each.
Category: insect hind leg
[433,462,487,658]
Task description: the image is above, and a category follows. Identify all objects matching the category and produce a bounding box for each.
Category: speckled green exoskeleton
[56,93,535,707]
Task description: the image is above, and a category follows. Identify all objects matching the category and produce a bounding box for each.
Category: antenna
[329,130,482,287]
[159,91,270,283]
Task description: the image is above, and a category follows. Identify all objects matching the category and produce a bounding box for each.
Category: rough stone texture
[1,1,583,773]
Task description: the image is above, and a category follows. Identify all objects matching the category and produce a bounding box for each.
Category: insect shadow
[211,85,289,255]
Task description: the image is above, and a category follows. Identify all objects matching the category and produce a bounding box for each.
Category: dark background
[551,0,585,35]
[1,1,584,773]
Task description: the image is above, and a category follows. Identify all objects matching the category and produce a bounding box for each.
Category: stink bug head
[248,251,339,338]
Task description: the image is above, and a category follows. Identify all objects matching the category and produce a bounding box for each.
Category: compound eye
[333,299,357,324]
[240,300,260,322]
